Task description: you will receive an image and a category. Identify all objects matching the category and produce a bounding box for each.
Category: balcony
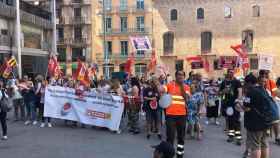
[0,35,11,47]
[57,37,90,46]
[131,6,151,13]
[57,16,90,25]
[100,27,151,36]
[61,0,90,6]
[0,2,16,18]
[0,2,52,29]
[99,6,151,14]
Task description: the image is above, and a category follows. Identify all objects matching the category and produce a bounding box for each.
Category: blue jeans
[26,101,37,121]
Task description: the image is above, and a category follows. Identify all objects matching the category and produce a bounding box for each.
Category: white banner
[258,54,273,71]
[44,86,124,131]
[129,36,152,51]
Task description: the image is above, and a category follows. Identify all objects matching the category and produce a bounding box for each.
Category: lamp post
[102,0,109,79]
[15,0,22,78]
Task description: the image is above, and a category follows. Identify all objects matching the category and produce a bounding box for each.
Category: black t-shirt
[244,86,269,131]
[220,78,241,105]
[143,87,159,111]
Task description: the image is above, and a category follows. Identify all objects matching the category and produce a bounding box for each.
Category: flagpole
[15,0,22,79]
[52,0,57,55]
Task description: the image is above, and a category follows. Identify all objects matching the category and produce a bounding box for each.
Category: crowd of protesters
[0,68,279,158]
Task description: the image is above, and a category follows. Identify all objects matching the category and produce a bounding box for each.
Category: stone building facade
[152,0,280,78]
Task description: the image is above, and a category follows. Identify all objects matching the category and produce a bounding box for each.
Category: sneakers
[32,121,38,125]
[40,123,45,128]
[24,120,31,125]
[2,136,8,140]
[47,123,52,128]
[215,121,220,126]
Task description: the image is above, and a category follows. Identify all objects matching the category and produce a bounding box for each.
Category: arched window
[163,32,174,54]
[242,30,254,52]
[252,5,260,17]
[170,9,178,21]
[201,31,212,53]
[197,8,204,19]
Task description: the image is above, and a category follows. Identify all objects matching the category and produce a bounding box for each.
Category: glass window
[135,64,146,77]
[253,5,260,17]
[105,17,112,33]
[224,6,232,18]
[163,32,174,54]
[57,48,66,62]
[57,28,64,40]
[120,17,128,32]
[72,48,85,62]
[106,41,112,57]
[175,60,184,71]
[103,64,114,78]
[136,0,144,10]
[201,32,212,53]
[136,16,145,32]
[170,9,178,21]
[74,8,81,17]
[242,30,254,52]
[104,0,112,11]
[74,27,82,40]
[6,0,13,6]
[197,8,204,19]
[1,29,8,35]
[120,0,127,11]
[120,41,128,56]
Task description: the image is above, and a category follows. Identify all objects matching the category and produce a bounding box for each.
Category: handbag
[0,90,12,112]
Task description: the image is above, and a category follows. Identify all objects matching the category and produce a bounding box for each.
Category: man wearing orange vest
[163,70,190,158]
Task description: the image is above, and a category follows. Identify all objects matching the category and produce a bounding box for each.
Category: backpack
[0,89,12,112]
[253,86,280,126]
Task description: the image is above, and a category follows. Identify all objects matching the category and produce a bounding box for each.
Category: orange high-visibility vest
[266,79,277,97]
[163,81,190,116]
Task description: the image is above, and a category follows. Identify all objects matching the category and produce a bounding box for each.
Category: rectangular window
[106,41,112,57]
[136,16,145,32]
[56,9,62,17]
[104,0,112,11]
[57,28,64,39]
[136,0,144,10]
[74,8,81,17]
[74,27,82,40]
[201,32,212,53]
[72,48,85,62]
[120,0,127,11]
[135,64,147,77]
[57,48,66,62]
[120,41,128,56]
[1,29,8,35]
[242,30,254,52]
[120,17,128,32]
[224,6,232,18]
[105,17,112,33]
[6,0,13,6]
[175,60,184,71]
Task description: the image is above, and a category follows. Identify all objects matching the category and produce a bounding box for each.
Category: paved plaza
[0,117,279,158]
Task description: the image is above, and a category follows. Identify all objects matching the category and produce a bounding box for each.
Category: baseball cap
[152,141,175,158]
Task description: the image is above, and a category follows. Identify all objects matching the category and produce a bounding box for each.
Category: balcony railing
[57,16,91,25]
[0,2,52,29]
[0,2,16,18]
[0,35,11,47]
[57,37,89,45]
[100,27,150,35]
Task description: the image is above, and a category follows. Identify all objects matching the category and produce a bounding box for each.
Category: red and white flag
[48,55,62,78]
[147,50,157,72]
[231,44,250,69]
[125,53,135,75]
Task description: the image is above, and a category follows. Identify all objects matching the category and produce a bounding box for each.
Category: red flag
[125,53,135,75]
[75,60,90,87]
[48,55,61,77]
[147,50,157,72]
[231,44,249,69]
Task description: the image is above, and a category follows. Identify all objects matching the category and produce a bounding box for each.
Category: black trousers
[227,109,242,140]
[166,115,186,158]
[0,111,7,136]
